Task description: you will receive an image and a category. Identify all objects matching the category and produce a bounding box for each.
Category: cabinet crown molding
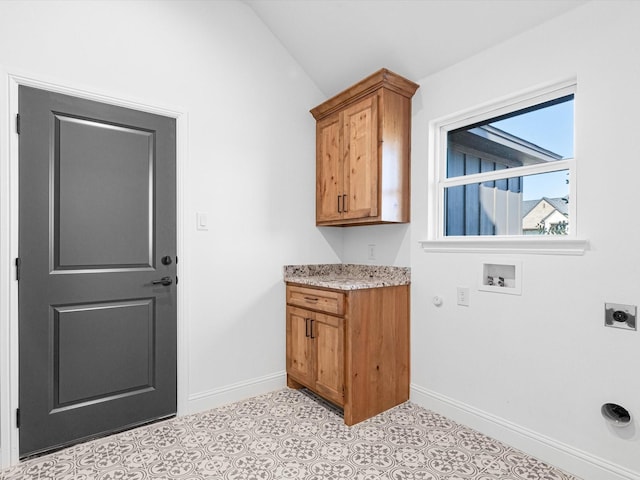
[310,68,419,121]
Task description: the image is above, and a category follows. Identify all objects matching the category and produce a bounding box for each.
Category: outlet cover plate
[604,303,637,331]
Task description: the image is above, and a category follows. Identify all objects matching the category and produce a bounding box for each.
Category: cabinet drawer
[286,285,345,316]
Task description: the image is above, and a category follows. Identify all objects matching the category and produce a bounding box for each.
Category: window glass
[442,92,574,237]
[445,170,569,236]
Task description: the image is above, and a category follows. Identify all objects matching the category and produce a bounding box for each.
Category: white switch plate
[196,212,209,231]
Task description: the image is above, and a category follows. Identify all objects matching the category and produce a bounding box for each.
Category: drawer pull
[303,296,319,302]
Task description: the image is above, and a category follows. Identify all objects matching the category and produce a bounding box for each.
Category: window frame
[422,79,588,255]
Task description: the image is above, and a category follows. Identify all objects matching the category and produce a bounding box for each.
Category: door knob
[152,276,173,286]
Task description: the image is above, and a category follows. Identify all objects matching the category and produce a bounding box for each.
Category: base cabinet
[286,306,344,406]
[286,283,410,425]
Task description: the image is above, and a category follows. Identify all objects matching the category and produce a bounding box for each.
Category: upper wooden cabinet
[311,69,419,226]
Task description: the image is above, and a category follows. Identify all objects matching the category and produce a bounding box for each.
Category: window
[425,82,585,253]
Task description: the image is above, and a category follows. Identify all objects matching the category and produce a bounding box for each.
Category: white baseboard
[185,371,287,415]
[410,384,639,480]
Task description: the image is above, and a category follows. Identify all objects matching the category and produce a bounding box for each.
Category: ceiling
[245,0,588,97]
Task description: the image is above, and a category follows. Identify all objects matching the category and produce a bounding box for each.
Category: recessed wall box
[479,261,521,295]
[604,303,636,331]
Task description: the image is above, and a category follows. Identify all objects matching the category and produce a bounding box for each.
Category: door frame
[0,71,189,468]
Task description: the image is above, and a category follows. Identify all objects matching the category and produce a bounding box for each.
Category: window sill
[419,237,589,255]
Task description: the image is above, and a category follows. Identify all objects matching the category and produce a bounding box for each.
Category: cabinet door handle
[305,318,310,338]
[342,194,347,212]
[337,194,342,213]
[309,318,315,339]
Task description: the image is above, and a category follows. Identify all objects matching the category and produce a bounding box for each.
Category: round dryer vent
[601,403,632,427]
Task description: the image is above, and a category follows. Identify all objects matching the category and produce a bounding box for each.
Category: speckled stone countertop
[283,264,410,290]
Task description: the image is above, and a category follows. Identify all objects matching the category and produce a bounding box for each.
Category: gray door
[18,86,177,458]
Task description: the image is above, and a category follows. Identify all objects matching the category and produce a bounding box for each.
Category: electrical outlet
[367,244,376,261]
[605,303,636,331]
[457,287,470,306]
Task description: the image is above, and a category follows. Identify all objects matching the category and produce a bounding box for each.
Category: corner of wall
[185,372,287,416]
[411,383,640,480]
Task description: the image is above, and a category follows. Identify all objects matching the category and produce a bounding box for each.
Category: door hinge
[16,113,20,135]
[175,275,178,285]
[16,408,20,428]
[15,257,21,281]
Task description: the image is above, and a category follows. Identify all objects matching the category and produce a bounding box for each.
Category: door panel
[18,86,177,458]
[313,313,344,406]
[286,307,313,386]
[316,115,342,223]
[55,114,154,269]
[342,95,378,220]
[54,299,154,407]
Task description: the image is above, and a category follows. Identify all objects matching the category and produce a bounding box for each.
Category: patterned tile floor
[0,388,581,480]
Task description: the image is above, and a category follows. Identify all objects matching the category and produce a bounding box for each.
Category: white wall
[0,0,341,465]
[340,224,411,266]
[407,2,638,479]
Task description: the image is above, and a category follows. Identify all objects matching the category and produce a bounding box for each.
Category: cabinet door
[316,114,342,223]
[312,312,344,406]
[342,95,378,220]
[286,307,313,386]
